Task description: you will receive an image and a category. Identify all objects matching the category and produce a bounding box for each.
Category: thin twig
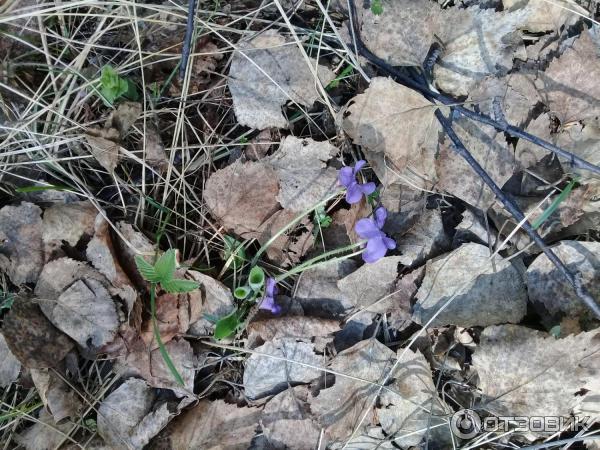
[179,0,197,80]
[346,0,600,319]
[346,0,600,176]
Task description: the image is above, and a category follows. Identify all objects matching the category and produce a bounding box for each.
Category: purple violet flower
[259,277,281,314]
[338,160,376,204]
[355,206,396,263]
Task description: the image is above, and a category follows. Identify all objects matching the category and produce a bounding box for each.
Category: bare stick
[179,0,197,80]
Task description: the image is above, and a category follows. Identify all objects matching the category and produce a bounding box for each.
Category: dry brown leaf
[243,338,323,399]
[380,183,426,238]
[106,101,142,136]
[467,73,540,128]
[143,127,168,169]
[397,208,449,267]
[247,316,340,351]
[204,160,280,238]
[164,400,261,450]
[504,0,580,33]
[97,378,174,450]
[1,296,74,369]
[356,0,444,66]
[267,136,338,212]
[261,386,321,450]
[433,7,528,96]
[42,201,97,259]
[84,127,121,173]
[527,241,600,318]
[86,215,137,314]
[35,258,120,351]
[30,368,82,423]
[141,289,202,344]
[256,209,315,268]
[436,118,516,210]
[342,77,439,189]
[0,333,20,387]
[337,256,401,315]
[116,338,195,396]
[389,267,424,332]
[228,30,334,130]
[473,325,600,427]
[187,270,235,336]
[413,243,527,327]
[15,409,73,450]
[114,222,156,288]
[294,259,356,319]
[0,201,43,285]
[536,30,600,124]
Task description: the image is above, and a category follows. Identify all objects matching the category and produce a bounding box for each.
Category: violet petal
[346,182,363,204]
[362,236,388,263]
[353,159,367,173]
[374,206,387,229]
[355,218,381,239]
[338,167,354,187]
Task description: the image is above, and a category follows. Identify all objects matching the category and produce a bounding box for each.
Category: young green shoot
[532,177,579,230]
[135,249,200,385]
[98,65,138,106]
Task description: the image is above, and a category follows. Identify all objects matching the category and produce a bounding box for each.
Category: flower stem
[150,283,185,386]
[251,189,344,267]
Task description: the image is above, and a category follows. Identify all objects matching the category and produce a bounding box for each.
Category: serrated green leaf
[234,286,251,300]
[248,266,265,291]
[161,278,199,293]
[154,249,177,282]
[371,0,383,15]
[214,310,242,340]
[134,255,161,282]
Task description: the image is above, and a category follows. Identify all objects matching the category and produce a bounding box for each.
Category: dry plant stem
[346,0,600,176]
[435,110,600,319]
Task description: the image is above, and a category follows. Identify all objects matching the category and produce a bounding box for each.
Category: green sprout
[371,0,383,15]
[98,65,138,106]
[314,205,333,229]
[135,249,199,386]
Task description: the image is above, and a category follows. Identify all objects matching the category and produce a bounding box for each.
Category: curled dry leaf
[163,399,261,450]
[35,258,120,351]
[436,118,516,210]
[204,160,280,238]
[294,259,356,319]
[261,386,321,450]
[341,77,439,189]
[267,136,338,212]
[473,324,600,429]
[42,200,97,259]
[527,241,600,318]
[0,333,21,387]
[30,368,82,423]
[0,201,43,285]
[86,215,137,314]
[1,295,74,369]
[228,30,334,130]
[243,338,323,399]
[413,243,527,327]
[97,378,173,450]
[536,31,600,124]
[84,127,121,173]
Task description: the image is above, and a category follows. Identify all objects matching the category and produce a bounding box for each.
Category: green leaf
[153,249,177,282]
[15,184,69,193]
[214,310,242,340]
[223,235,247,269]
[532,177,579,230]
[234,286,251,300]
[98,65,132,105]
[371,0,383,15]
[161,278,199,293]
[248,266,265,291]
[134,255,161,282]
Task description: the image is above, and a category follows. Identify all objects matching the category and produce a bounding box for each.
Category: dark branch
[346,0,600,319]
[346,0,600,176]
[179,0,197,80]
